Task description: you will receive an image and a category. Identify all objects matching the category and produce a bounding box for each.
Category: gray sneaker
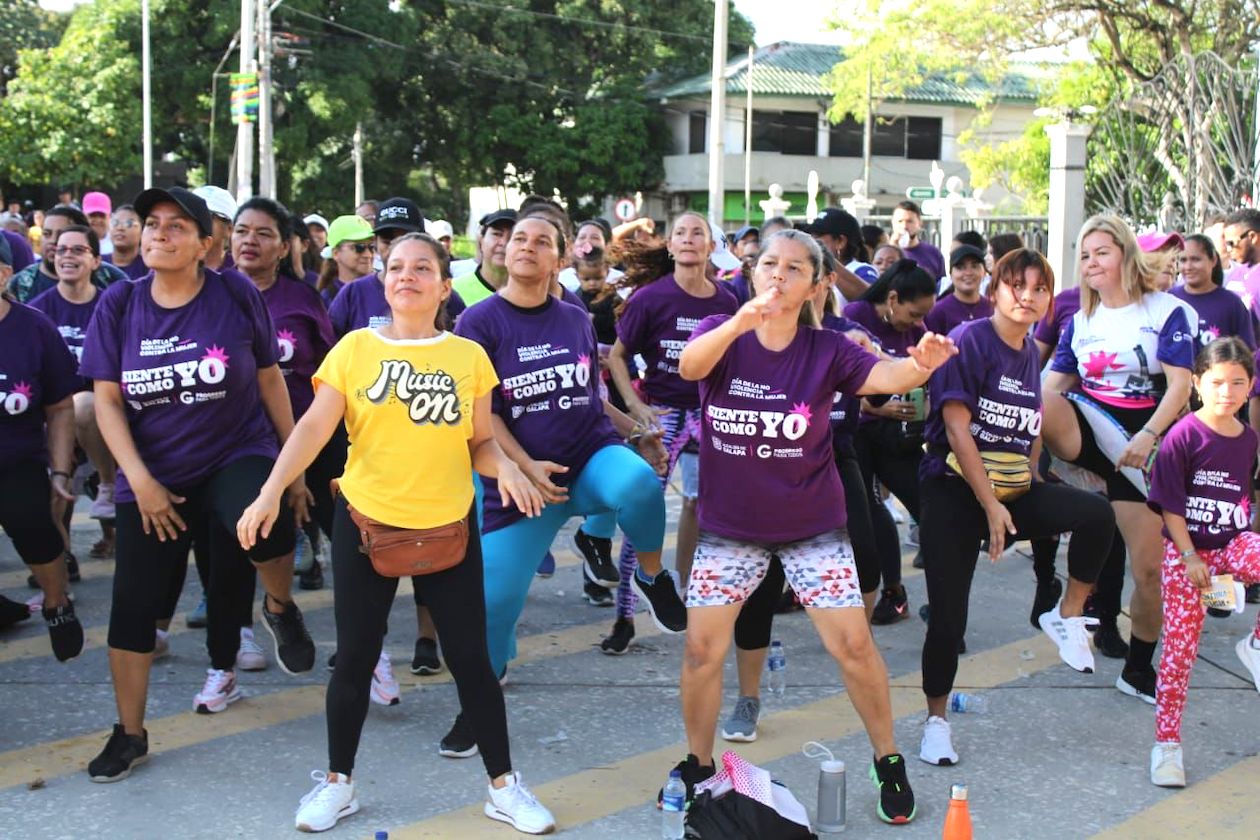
[720,695,761,743]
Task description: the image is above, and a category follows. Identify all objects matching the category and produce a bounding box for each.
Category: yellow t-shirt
[313,328,498,528]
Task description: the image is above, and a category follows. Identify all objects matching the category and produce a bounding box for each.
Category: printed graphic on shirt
[121,340,230,409]
[501,346,594,417]
[2,379,33,416]
[657,315,702,375]
[1183,469,1250,535]
[277,329,297,364]
[363,359,464,426]
[972,375,1042,445]
[706,387,813,462]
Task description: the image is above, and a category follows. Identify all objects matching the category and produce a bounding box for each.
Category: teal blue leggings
[482,444,664,672]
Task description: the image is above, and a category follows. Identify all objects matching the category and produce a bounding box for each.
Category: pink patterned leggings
[1156,533,1260,743]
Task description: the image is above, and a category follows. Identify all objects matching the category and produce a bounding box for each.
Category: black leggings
[110,456,295,669]
[855,419,922,589]
[0,460,63,566]
[920,475,1114,698]
[327,496,509,778]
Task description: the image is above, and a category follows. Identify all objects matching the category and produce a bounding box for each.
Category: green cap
[322,214,375,256]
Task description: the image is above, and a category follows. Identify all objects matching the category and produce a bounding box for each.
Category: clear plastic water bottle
[948,691,988,714]
[661,769,686,839]
[767,640,787,697]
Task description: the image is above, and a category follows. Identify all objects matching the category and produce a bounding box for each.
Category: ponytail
[860,258,937,305]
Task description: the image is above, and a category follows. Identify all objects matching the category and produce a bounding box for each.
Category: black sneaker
[28,553,81,589]
[583,579,614,607]
[410,637,443,675]
[439,713,478,758]
[326,651,337,671]
[1247,583,1260,604]
[298,560,324,591]
[871,584,909,625]
[600,617,635,655]
[911,551,925,569]
[88,724,149,783]
[657,754,714,806]
[260,595,316,675]
[575,530,619,589]
[1116,667,1157,705]
[1029,576,1063,630]
[0,594,31,629]
[630,568,686,633]
[1093,620,1129,659]
[869,753,917,825]
[1207,606,1232,618]
[44,601,84,662]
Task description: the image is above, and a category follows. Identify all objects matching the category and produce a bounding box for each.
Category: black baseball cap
[134,187,214,237]
[373,197,425,235]
[733,225,759,243]
[798,207,860,242]
[578,218,612,241]
[480,209,518,230]
[950,244,986,270]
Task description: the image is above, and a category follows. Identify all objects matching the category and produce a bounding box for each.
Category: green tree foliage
[0,0,752,220]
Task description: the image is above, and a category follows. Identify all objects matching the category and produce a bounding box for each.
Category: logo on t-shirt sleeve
[364,359,462,425]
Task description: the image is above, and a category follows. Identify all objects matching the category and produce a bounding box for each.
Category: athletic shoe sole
[410,663,443,675]
[1115,674,1157,705]
[1235,638,1260,692]
[629,575,685,635]
[581,562,619,590]
[195,685,242,714]
[370,689,401,707]
[439,743,480,759]
[88,754,149,783]
[720,727,757,743]
[484,802,556,835]
[296,798,360,833]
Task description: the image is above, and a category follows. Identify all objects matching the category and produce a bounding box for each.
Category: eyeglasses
[54,246,93,257]
[111,219,138,229]
[347,242,375,254]
[1225,231,1256,249]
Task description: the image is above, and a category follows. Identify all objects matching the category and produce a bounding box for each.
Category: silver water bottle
[815,757,846,832]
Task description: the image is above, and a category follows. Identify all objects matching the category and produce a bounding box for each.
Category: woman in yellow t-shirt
[236,233,557,836]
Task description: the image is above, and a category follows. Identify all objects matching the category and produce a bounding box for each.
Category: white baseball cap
[427,219,454,239]
[192,185,238,223]
[303,213,330,232]
[709,220,741,272]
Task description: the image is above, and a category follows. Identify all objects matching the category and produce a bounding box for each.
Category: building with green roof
[647,41,1045,223]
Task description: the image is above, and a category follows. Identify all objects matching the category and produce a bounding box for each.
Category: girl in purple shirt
[79,187,315,784]
[844,260,937,624]
[675,229,958,822]
[603,211,739,653]
[1146,337,1260,788]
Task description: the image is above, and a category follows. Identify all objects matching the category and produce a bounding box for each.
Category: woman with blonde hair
[1041,214,1198,705]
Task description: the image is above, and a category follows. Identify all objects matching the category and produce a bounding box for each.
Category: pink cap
[82,191,112,216]
[1137,231,1183,252]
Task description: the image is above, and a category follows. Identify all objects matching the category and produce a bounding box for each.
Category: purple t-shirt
[103,252,149,281]
[903,241,945,280]
[0,303,79,470]
[456,294,621,532]
[260,276,335,420]
[924,294,993,337]
[616,275,739,410]
[1034,287,1081,348]
[329,272,466,336]
[693,315,880,543]
[29,286,101,392]
[922,318,1042,480]
[1148,413,1258,550]
[79,269,281,501]
[3,230,35,272]
[821,313,874,445]
[320,279,345,309]
[843,299,925,422]
[721,272,751,305]
[1169,285,1256,350]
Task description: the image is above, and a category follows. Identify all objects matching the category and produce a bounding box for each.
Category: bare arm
[1035,338,1053,367]
[44,395,76,501]
[856,333,957,396]
[1118,365,1191,469]
[1043,370,1080,394]
[257,364,296,445]
[942,401,1018,561]
[832,264,869,302]
[679,288,784,382]
[469,391,544,518]
[1161,511,1209,589]
[608,339,659,428]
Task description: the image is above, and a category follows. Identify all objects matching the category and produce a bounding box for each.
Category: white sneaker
[1039,605,1097,673]
[485,771,556,835]
[193,669,242,714]
[154,630,170,661]
[1236,635,1260,692]
[883,496,905,524]
[295,770,359,832]
[370,652,400,706]
[90,483,115,520]
[919,715,959,766]
[236,627,267,672]
[1150,742,1185,787]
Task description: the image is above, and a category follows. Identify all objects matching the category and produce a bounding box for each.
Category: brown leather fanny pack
[346,504,469,577]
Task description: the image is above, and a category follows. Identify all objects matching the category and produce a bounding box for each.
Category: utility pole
[257,0,275,198]
[235,0,256,203]
[353,123,364,208]
[707,0,728,228]
[862,65,873,198]
[744,46,753,226]
[141,0,153,187]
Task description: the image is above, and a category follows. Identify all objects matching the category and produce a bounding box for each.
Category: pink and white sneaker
[194,669,242,714]
[370,653,400,706]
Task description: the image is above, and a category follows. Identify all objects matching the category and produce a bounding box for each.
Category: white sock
[155,628,169,642]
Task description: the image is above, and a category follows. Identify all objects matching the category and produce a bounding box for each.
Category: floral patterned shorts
[686,529,863,609]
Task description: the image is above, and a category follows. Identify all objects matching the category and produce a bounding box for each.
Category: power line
[439,0,709,43]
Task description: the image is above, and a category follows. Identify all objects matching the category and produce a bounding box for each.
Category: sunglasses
[111,219,138,229]
[345,242,375,254]
[54,245,94,257]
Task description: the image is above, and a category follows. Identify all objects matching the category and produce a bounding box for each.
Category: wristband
[1139,426,1159,439]
[1178,548,1198,561]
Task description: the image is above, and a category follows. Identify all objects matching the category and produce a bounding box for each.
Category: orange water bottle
[942,783,972,840]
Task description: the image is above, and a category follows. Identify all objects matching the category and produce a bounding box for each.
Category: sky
[733,0,845,46]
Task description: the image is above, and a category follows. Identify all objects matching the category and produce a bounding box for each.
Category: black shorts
[0,460,63,565]
[1064,400,1155,504]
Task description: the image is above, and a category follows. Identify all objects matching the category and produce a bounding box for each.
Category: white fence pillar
[1045,121,1092,290]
